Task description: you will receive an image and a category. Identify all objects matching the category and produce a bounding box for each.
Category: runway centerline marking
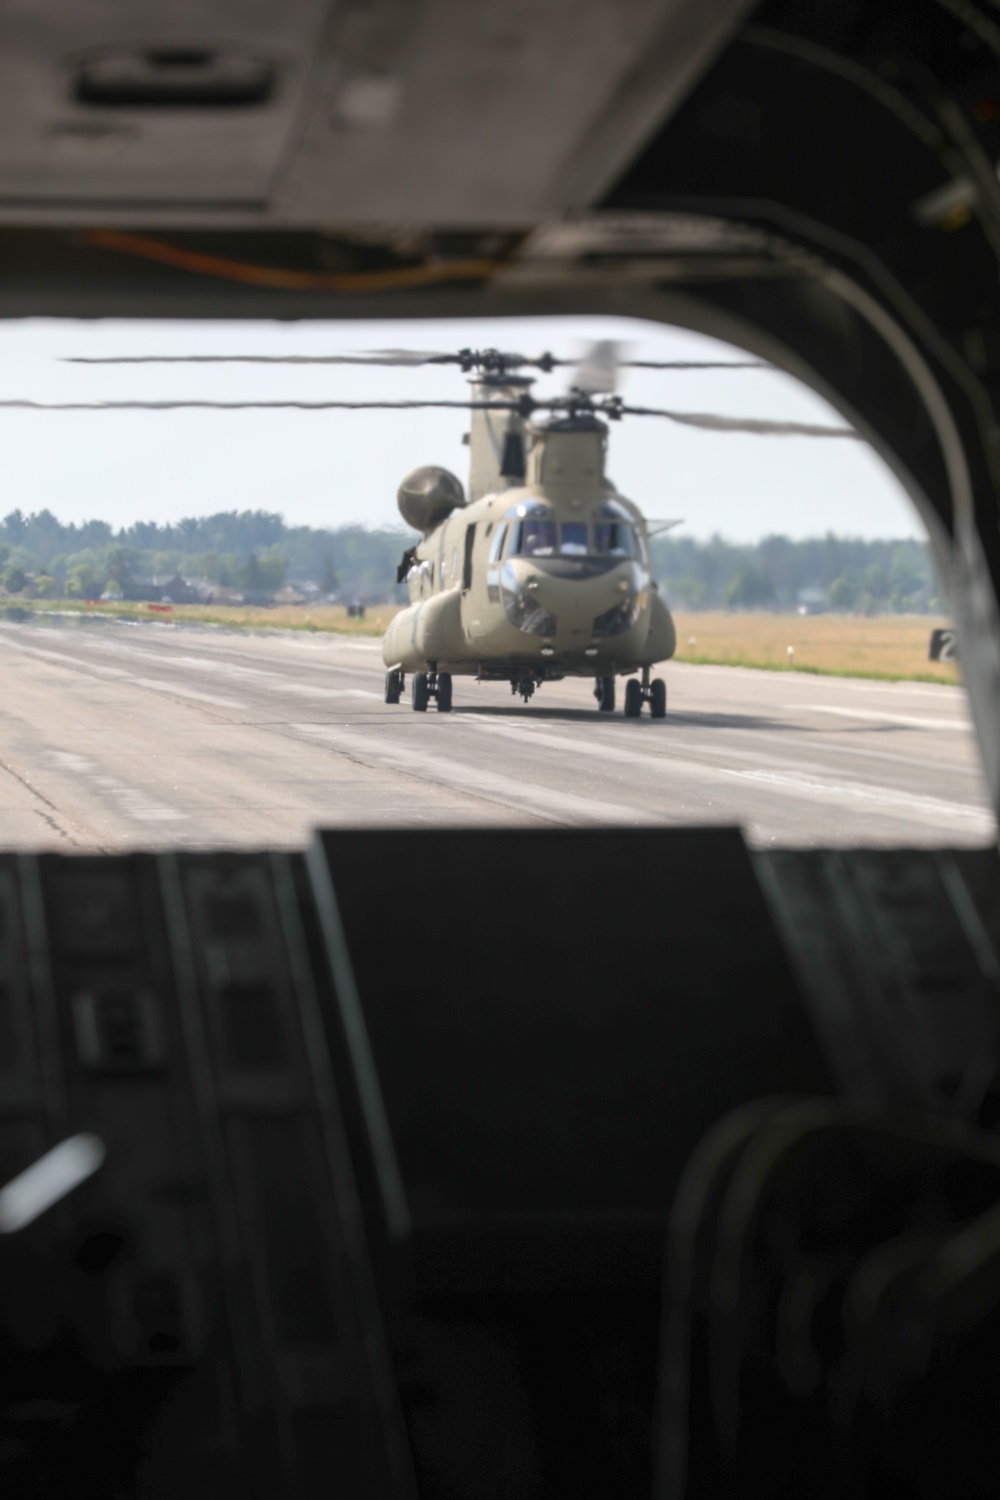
[806,704,969,731]
[730,767,990,824]
[455,712,991,828]
[0,638,246,710]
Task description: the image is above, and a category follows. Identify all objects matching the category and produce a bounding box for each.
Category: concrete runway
[0,616,991,852]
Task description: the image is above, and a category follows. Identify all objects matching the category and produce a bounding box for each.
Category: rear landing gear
[624,667,667,719]
[594,676,615,712]
[410,668,452,712]
[384,670,403,704]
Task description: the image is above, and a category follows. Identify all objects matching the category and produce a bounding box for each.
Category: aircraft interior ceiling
[3,3,1000,1497]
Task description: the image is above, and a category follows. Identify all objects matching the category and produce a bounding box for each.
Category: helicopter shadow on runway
[450,705,789,731]
[667,709,811,732]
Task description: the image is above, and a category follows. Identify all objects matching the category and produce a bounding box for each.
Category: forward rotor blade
[0,398,513,411]
[65,350,460,367]
[621,359,768,370]
[64,348,535,369]
[621,404,858,438]
[64,352,769,370]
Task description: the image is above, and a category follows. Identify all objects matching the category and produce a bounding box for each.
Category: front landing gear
[411,668,453,712]
[624,667,667,719]
[384,670,403,704]
[594,676,615,712]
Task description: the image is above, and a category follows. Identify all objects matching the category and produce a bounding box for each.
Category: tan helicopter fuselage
[382,417,676,683]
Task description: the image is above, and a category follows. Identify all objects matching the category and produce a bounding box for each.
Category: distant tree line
[0,509,415,602]
[0,508,941,613]
[650,532,942,613]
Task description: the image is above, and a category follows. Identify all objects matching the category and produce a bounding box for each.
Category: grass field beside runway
[10,599,396,637]
[671,611,959,683]
[7,600,960,684]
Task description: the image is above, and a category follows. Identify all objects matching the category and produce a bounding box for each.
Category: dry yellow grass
[14,600,959,683]
[21,599,399,636]
[672,611,960,684]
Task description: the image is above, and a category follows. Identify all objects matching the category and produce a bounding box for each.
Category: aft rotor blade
[0,395,855,436]
[621,404,859,437]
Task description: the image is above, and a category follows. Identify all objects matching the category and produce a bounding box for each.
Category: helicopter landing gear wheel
[437,672,453,712]
[595,676,615,712]
[412,672,429,712]
[384,670,402,704]
[650,678,667,719]
[623,679,643,718]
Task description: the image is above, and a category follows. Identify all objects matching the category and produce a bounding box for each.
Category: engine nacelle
[397,465,465,533]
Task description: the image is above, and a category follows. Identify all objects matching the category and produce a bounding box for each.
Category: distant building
[796,586,827,616]
[160,572,200,604]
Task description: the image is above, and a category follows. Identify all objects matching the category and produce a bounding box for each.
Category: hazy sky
[0,314,923,543]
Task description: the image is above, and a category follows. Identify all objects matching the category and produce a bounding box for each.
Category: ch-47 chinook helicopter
[383,345,683,717]
[59,339,860,717]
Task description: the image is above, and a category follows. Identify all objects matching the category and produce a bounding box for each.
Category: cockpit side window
[488,524,508,563]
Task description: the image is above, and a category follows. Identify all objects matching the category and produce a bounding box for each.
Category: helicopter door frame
[462,525,476,591]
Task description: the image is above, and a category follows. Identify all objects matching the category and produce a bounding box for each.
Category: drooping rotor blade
[621,404,859,438]
[644,519,685,535]
[0,393,857,435]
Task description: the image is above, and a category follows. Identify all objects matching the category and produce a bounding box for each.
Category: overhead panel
[0,0,331,216]
[0,0,750,227]
[277,0,746,225]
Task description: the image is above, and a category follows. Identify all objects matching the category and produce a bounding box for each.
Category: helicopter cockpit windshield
[505,500,640,561]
